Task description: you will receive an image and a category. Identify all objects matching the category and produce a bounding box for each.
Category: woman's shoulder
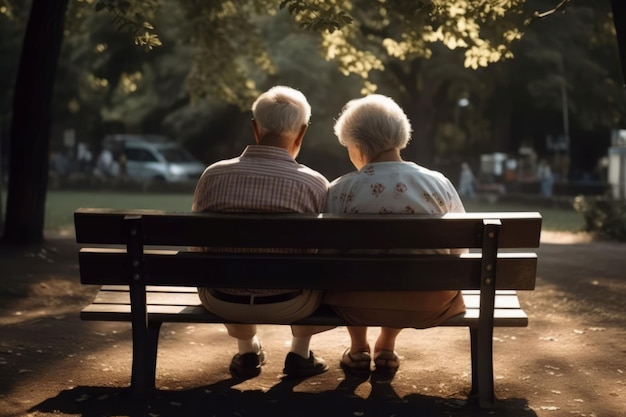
[329,170,359,188]
[411,163,453,182]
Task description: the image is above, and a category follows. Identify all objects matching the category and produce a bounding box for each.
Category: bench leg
[130,320,162,397]
[469,326,495,408]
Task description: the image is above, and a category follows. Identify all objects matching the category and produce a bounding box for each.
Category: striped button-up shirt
[193,145,328,214]
[192,145,329,295]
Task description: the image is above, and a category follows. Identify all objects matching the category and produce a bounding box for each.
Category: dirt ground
[0,230,624,417]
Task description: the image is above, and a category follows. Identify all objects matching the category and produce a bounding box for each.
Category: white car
[103,134,206,183]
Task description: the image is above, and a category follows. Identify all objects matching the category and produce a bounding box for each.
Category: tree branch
[526,0,572,26]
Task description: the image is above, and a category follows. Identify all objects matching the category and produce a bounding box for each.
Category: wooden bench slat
[74,209,542,249]
[103,287,521,296]
[79,249,537,291]
[93,291,200,305]
[463,293,521,309]
[100,285,199,293]
[90,288,523,309]
[80,303,528,327]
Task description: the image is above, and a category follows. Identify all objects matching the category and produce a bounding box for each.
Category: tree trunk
[387,60,438,165]
[3,0,68,243]
[404,81,437,166]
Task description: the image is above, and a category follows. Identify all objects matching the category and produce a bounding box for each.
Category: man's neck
[257,135,298,158]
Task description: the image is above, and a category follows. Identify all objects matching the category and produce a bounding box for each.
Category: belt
[207,289,302,305]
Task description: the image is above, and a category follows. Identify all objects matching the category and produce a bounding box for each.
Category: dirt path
[0,232,624,417]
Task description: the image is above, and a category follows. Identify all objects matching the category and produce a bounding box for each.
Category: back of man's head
[252,86,311,139]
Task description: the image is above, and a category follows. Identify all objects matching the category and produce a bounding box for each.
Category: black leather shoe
[282,351,329,378]
[229,349,266,379]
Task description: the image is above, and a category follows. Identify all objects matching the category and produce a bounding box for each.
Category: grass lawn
[44,190,194,233]
[464,200,584,232]
[37,190,586,233]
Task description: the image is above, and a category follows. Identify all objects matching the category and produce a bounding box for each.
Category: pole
[560,80,569,145]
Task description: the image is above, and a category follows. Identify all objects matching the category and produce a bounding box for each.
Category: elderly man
[192,86,331,379]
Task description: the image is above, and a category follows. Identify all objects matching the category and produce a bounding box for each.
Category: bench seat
[81,285,529,327]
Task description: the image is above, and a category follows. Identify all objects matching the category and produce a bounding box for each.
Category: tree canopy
[93,0,535,103]
[1,0,625,243]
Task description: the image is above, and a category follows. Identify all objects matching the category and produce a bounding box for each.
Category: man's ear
[294,124,307,148]
[251,119,261,144]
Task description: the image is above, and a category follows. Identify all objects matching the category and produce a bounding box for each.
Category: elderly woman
[323,94,466,378]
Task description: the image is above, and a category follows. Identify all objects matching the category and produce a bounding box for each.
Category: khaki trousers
[198,288,334,339]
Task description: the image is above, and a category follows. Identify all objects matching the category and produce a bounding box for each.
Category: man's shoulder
[200,156,242,176]
[297,164,330,186]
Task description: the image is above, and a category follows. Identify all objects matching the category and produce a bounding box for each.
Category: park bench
[74,208,541,408]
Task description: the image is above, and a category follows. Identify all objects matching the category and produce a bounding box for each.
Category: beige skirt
[322,290,466,328]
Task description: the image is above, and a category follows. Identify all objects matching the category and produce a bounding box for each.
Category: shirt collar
[241,145,297,164]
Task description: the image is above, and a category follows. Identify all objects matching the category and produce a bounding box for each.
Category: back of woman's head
[252,86,311,137]
[334,94,412,159]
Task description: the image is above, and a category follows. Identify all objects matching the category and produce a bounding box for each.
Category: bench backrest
[74,208,541,292]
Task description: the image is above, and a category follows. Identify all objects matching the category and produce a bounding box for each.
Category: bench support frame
[468,219,500,407]
[74,210,540,408]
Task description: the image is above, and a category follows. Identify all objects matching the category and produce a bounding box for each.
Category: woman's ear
[347,143,365,170]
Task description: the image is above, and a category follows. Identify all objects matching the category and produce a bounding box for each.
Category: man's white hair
[252,86,311,137]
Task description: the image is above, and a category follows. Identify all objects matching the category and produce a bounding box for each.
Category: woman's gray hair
[334,94,412,159]
[252,86,311,137]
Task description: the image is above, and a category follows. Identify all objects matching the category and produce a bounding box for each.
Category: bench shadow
[30,376,538,417]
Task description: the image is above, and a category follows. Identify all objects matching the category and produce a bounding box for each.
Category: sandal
[340,348,371,377]
[373,350,400,376]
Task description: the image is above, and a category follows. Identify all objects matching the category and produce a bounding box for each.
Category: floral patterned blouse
[323,161,467,319]
[327,161,464,216]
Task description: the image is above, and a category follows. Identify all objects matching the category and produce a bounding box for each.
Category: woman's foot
[340,348,372,378]
[373,350,400,377]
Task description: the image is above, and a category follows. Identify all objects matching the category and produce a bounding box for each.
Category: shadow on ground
[3,234,625,416]
[31,377,537,417]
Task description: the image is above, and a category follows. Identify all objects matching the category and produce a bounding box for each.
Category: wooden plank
[79,250,537,290]
[461,293,521,309]
[81,290,528,328]
[100,285,517,297]
[80,303,528,327]
[91,290,521,310]
[95,287,522,298]
[74,209,541,249]
[93,291,201,306]
[101,285,198,293]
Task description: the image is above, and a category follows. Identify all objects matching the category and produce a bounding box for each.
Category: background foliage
[1,0,623,180]
[574,195,626,241]
[1,0,625,243]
